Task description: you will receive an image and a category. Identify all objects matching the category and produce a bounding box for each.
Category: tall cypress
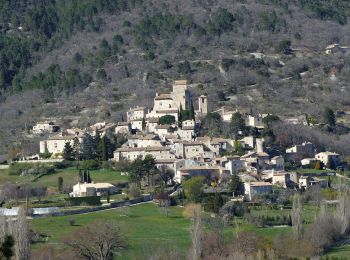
[189,100,195,120]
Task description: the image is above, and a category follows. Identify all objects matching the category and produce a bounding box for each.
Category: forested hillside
[2,0,350,157]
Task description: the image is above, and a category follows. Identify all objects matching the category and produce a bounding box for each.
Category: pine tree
[82,133,95,160]
[63,142,74,160]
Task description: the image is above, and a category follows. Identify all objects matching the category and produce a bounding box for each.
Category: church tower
[171,80,190,110]
[198,95,208,116]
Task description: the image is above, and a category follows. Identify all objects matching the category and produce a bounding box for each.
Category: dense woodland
[2,0,350,158]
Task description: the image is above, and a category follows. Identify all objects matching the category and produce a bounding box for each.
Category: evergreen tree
[128,156,145,188]
[72,137,81,160]
[87,172,92,183]
[82,133,95,160]
[63,142,74,160]
[327,158,336,170]
[58,176,63,193]
[230,112,246,139]
[79,169,83,182]
[189,100,195,120]
[83,170,88,182]
[229,175,244,196]
[142,118,146,130]
[143,155,156,186]
[324,107,336,127]
[0,235,14,260]
[178,109,183,127]
[107,191,110,203]
[100,135,108,161]
[94,132,101,160]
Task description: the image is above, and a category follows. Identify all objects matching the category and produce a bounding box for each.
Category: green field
[325,244,350,259]
[249,204,319,224]
[33,167,128,188]
[29,202,350,259]
[30,203,191,259]
[296,169,332,175]
[0,167,128,189]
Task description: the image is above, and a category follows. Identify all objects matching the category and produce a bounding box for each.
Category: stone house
[315,151,340,167]
[175,165,230,183]
[127,106,146,121]
[286,142,315,158]
[244,182,272,201]
[40,135,82,156]
[115,122,131,135]
[70,182,117,197]
[33,121,60,134]
[114,146,175,162]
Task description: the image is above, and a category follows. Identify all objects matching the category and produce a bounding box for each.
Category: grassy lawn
[29,204,294,258]
[0,169,29,183]
[296,169,332,175]
[32,167,128,189]
[325,244,350,259]
[30,203,191,259]
[249,204,319,223]
[0,167,128,191]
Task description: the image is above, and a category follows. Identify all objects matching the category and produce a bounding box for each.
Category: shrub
[183,203,201,218]
[54,160,73,169]
[9,163,31,175]
[128,184,141,199]
[159,115,176,125]
[80,160,100,170]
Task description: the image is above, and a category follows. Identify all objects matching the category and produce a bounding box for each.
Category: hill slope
[1,0,350,156]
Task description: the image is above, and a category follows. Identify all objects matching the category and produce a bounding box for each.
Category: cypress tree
[79,169,83,182]
[101,136,108,161]
[142,118,146,130]
[87,172,92,183]
[58,176,63,193]
[189,100,195,120]
[94,131,101,160]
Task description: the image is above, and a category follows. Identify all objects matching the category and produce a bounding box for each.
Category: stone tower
[171,80,190,110]
[198,95,208,115]
[256,138,264,153]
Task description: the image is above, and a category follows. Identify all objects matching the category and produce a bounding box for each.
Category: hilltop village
[30,80,343,200]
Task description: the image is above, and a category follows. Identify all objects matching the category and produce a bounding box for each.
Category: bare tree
[336,195,350,235]
[15,207,30,260]
[292,194,303,240]
[64,220,126,260]
[189,206,202,260]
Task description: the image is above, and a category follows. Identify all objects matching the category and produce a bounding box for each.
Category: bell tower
[198,95,208,115]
